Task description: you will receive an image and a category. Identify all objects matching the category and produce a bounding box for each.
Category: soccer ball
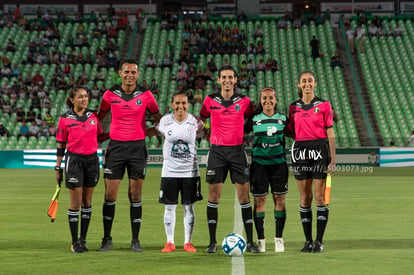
[222,233,246,256]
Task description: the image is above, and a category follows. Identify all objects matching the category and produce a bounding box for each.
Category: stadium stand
[1,7,413,149]
[0,14,125,149]
[353,17,414,146]
[137,16,360,148]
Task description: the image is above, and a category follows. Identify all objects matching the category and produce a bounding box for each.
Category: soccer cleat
[206,243,217,253]
[301,241,313,252]
[161,242,176,253]
[71,240,83,253]
[275,237,285,253]
[312,241,324,253]
[183,242,197,252]
[246,242,260,253]
[99,237,113,252]
[131,240,144,252]
[257,239,266,253]
[80,238,88,252]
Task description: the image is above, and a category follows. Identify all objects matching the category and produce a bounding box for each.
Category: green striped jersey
[252,112,288,165]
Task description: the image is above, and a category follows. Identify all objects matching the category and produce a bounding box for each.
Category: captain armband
[57,148,66,157]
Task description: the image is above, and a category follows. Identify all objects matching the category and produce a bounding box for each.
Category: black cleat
[131,240,144,252]
[80,239,88,252]
[71,240,83,253]
[312,241,324,253]
[206,243,218,253]
[99,237,113,252]
[301,241,313,252]
[246,242,260,253]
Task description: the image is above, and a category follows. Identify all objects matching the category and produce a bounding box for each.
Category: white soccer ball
[222,233,247,256]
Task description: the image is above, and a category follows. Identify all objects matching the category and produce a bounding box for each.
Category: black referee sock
[241,202,254,244]
[102,201,115,238]
[316,206,329,243]
[274,210,286,238]
[299,206,313,242]
[80,206,92,241]
[68,209,79,244]
[254,212,265,240]
[207,201,218,244]
[130,201,142,240]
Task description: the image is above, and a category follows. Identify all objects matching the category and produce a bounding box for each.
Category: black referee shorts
[103,140,147,180]
[206,144,249,184]
[65,151,100,189]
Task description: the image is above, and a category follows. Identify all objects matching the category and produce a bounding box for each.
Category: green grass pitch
[0,167,413,274]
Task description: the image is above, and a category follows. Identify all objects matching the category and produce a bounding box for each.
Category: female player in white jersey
[148,91,203,252]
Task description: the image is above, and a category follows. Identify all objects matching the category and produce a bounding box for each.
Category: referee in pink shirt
[200,65,259,253]
[286,71,336,253]
[98,59,162,252]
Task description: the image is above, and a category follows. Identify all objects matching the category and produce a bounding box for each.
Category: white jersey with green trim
[158,113,200,178]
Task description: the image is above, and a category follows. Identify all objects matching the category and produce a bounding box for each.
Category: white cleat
[275,237,285,252]
[257,239,266,253]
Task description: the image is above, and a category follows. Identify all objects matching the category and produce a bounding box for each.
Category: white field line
[232,190,245,275]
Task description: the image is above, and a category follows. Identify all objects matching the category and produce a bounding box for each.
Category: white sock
[183,204,195,244]
[164,204,177,243]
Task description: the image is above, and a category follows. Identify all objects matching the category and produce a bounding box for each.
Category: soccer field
[0,167,413,274]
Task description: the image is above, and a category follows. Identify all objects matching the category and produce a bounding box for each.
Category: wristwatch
[54,165,62,171]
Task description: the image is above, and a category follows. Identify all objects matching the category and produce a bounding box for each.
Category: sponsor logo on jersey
[262,142,280,148]
[210,106,221,109]
[68,123,79,128]
[171,140,190,158]
[110,100,121,103]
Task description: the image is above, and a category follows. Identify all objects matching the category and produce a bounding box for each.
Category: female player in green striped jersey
[249,87,289,253]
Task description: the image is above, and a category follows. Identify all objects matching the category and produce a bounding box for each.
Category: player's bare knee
[129,192,141,202]
[255,196,266,207]
[105,192,118,201]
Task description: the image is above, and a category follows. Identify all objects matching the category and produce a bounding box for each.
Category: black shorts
[250,161,288,196]
[291,139,330,180]
[159,177,203,205]
[103,140,147,180]
[64,151,100,189]
[206,144,249,184]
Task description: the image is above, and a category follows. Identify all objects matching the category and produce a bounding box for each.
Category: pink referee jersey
[56,109,102,155]
[287,97,333,141]
[200,93,254,146]
[99,86,159,141]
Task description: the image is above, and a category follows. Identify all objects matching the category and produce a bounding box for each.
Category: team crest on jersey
[314,107,320,113]
[278,118,284,125]
[235,104,241,111]
[90,119,96,125]
[136,99,142,105]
